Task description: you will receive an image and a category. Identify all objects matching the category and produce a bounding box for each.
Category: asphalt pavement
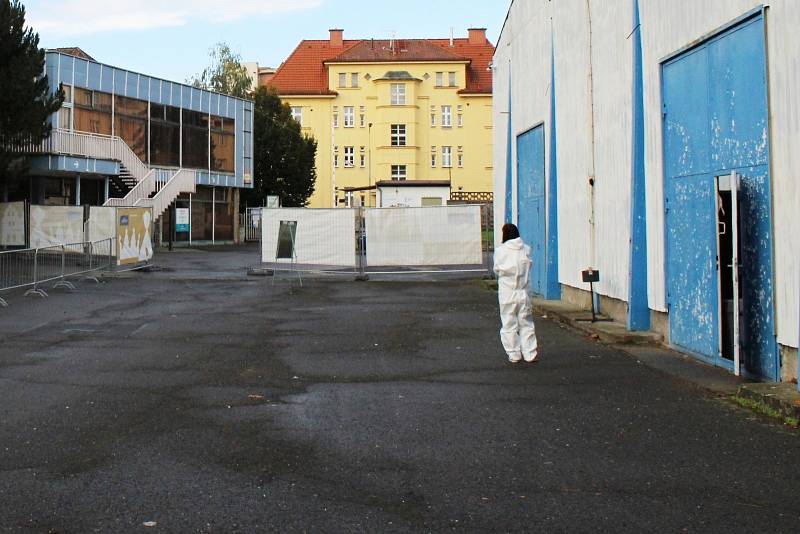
[0,246,798,533]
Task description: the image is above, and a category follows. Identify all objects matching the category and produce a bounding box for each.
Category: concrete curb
[736,383,800,422]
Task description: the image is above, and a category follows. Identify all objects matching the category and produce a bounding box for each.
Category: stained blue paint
[545,33,561,301]
[663,14,778,380]
[517,125,546,296]
[628,0,650,331]
[504,64,514,224]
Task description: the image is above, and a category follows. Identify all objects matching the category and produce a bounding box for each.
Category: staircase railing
[36,129,149,183]
[136,169,197,219]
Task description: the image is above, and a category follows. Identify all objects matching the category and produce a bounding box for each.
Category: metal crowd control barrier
[0,238,114,307]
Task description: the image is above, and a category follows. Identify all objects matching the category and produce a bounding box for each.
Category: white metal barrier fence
[259,205,492,278]
[0,238,114,307]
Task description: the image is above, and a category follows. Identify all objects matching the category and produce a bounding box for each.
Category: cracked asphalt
[0,247,799,533]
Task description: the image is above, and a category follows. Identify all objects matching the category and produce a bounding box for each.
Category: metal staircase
[25,128,196,219]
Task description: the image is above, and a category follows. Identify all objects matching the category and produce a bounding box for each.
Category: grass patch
[731,396,800,427]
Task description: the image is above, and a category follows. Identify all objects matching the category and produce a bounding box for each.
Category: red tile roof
[268,36,494,96]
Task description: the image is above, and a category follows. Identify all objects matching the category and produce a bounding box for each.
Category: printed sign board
[175,208,190,233]
[116,207,153,266]
[275,220,297,260]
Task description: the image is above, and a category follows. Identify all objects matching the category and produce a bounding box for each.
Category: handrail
[139,169,197,219]
[104,168,157,207]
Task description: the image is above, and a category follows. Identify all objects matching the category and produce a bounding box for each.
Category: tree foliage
[0,0,64,186]
[242,86,317,208]
[189,43,251,99]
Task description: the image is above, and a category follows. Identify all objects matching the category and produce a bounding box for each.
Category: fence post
[24,248,48,298]
[355,206,368,282]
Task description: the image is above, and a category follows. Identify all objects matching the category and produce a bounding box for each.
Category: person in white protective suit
[493,223,539,363]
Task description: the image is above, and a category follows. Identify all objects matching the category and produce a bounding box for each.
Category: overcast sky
[25,0,509,83]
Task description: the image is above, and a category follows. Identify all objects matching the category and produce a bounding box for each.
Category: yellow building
[267,28,495,208]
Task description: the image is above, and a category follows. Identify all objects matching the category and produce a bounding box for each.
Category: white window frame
[344,146,355,167]
[441,105,452,128]
[442,146,452,168]
[457,113,463,128]
[457,153,464,168]
[351,73,359,88]
[333,112,339,128]
[448,71,456,87]
[390,124,407,147]
[290,106,303,126]
[344,106,355,128]
[360,153,366,167]
[431,147,437,168]
[391,164,407,181]
[391,83,406,105]
[339,72,347,88]
[435,72,443,87]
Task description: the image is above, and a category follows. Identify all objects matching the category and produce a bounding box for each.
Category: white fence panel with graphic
[30,206,84,248]
[0,202,26,246]
[365,205,482,267]
[88,206,116,241]
[261,208,357,267]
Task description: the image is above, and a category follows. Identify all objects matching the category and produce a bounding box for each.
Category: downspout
[545,18,561,300]
[504,60,513,223]
[628,0,650,331]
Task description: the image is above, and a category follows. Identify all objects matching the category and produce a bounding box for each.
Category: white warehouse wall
[495,0,799,348]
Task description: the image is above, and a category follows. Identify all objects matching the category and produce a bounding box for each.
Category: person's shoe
[508,355,522,364]
[524,351,539,363]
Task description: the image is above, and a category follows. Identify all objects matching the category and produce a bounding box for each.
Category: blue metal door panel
[737,164,778,379]
[663,13,778,380]
[517,126,546,296]
[708,19,770,171]
[665,176,720,358]
[663,48,710,179]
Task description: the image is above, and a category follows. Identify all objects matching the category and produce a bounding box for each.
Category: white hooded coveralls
[493,237,539,362]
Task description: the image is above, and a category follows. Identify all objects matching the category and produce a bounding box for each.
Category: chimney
[330,28,344,48]
[468,28,487,45]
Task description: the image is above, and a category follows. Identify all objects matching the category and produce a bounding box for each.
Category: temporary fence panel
[0,202,26,246]
[116,207,154,266]
[88,206,116,242]
[364,205,483,267]
[30,205,84,248]
[261,208,357,268]
[243,207,262,242]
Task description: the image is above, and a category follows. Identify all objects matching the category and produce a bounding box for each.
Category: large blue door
[663,14,778,379]
[517,125,546,296]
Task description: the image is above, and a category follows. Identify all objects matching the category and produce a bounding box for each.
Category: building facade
[5,49,254,243]
[267,29,494,208]
[494,0,800,383]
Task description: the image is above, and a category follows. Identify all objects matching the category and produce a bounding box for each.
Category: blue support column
[504,62,514,224]
[627,0,650,331]
[545,31,561,300]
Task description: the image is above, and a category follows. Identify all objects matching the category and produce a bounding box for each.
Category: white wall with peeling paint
[495,0,799,350]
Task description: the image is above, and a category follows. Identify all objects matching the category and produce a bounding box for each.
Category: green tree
[242,86,317,208]
[189,42,251,98]
[0,0,64,191]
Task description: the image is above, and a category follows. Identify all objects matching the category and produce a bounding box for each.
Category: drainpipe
[585,0,599,312]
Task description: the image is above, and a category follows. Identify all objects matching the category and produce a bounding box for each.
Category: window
[435,72,443,87]
[457,113,463,128]
[430,106,436,127]
[442,146,452,168]
[391,165,407,181]
[290,106,303,126]
[360,153,366,167]
[390,124,406,147]
[351,73,359,88]
[333,112,339,128]
[334,153,339,167]
[360,113,366,128]
[344,106,354,127]
[457,153,464,167]
[430,147,437,168]
[448,71,456,87]
[391,83,406,105]
[344,146,354,167]
[441,105,452,127]
[210,115,235,173]
[339,72,347,88]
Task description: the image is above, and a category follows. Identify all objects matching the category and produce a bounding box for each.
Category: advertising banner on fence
[30,205,83,248]
[116,207,153,266]
[88,206,116,242]
[0,201,26,246]
[175,208,190,233]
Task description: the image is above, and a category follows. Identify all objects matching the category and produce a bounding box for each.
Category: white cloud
[27,0,323,36]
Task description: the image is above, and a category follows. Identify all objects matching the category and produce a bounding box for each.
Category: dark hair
[502,223,520,243]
